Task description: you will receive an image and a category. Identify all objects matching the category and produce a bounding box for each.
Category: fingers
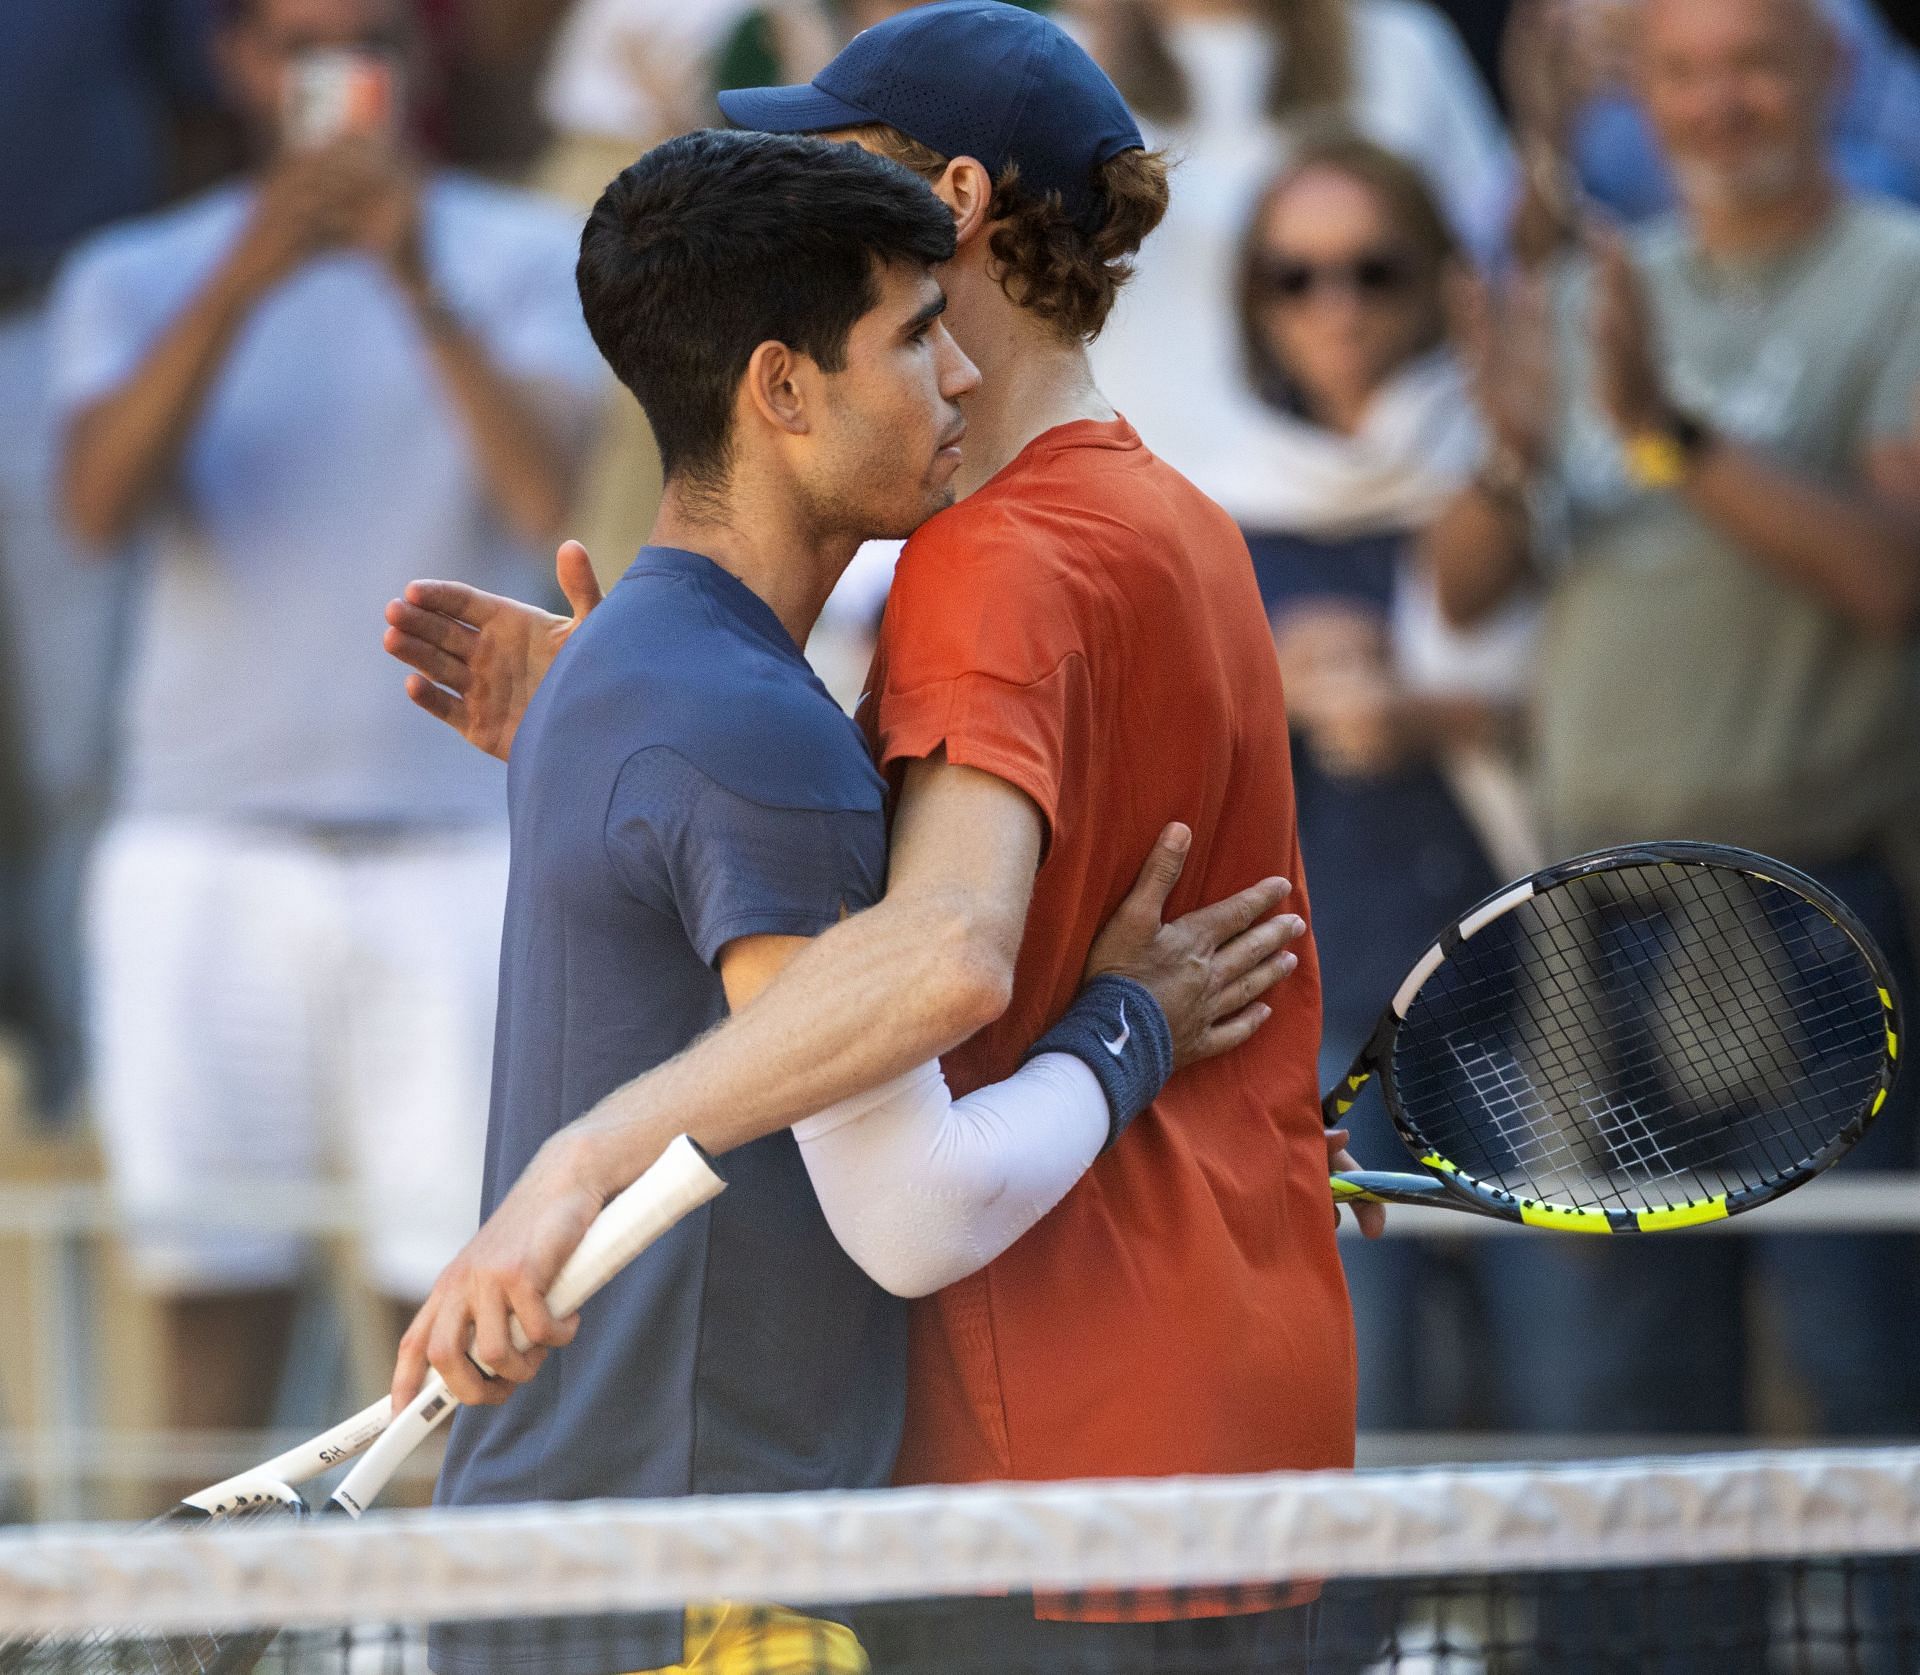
[502,1276,580,1354]
[1119,823,1193,926]
[426,1296,500,1407]
[555,540,606,621]
[391,1305,432,1409]
[1190,1000,1273,1062]
[1331,1147,1388,1239]
[1207,943,1299,1024]
[1211,911,1305,985]
[404,577,502,625]
[386,596,481,661]
[467,1284,548,1388]
[404,672,470,730]
[1189,875,1292,944]
[384,627,473,694]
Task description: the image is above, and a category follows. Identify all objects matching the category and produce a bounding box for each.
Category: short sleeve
[1862,283,1920,446]
[604,745,886,968]
[46,236,157,426]
[868,513,1095,853]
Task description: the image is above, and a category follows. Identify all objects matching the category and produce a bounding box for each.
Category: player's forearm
[61,261,261,547]
[796,1053,1108,1297]
[1682,442,1920,638]
[564,886,1016,1196]
[1421,483,1532,628]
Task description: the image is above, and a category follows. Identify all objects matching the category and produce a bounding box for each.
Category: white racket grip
[330,1373,455,1517]
[517,1134,727,1348]
[328,1135,725,1517]
[184,1395,395,1514]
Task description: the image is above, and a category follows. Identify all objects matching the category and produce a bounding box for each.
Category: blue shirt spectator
[50,174,603,821]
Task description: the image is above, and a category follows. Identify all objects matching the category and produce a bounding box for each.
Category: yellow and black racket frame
[1324,841,1903,1233]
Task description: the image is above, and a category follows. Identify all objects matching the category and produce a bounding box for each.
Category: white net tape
[1,1448,1918,1635]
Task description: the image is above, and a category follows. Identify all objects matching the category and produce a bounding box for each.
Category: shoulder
[56,183,250,297]
[568,574,882,813]
[425,174,586,298]
[429,173,583,246]
[1834,195,1920,272]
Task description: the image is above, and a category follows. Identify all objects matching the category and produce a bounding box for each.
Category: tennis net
[2,1447,1918,1673]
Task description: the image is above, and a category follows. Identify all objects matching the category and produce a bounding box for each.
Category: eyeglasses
[1254,251,1418,303]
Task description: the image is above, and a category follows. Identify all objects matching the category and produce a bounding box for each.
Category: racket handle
[329,1372,454,1516]
[329,1135,726,1517]
[1330,1171,1480,1212]
[507,1134,726,1353]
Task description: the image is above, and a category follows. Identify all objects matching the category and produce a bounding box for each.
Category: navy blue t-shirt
[433,547,904,1675]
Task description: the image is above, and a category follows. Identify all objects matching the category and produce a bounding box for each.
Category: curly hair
[850,125,1170,344]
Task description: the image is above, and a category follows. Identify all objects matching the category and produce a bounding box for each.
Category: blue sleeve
[46,236,150,426]
[603,744,887,969]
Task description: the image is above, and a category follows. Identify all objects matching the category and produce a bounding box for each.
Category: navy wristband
[1025,973,1175,1150]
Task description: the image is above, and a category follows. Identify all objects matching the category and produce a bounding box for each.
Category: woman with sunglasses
[1223,130,1539,1437]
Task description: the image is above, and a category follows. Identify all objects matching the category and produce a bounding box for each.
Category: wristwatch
[1624,409,1713,490]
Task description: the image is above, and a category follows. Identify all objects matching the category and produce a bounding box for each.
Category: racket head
[0,1499,303,1675]
[1337,842,1901,1232]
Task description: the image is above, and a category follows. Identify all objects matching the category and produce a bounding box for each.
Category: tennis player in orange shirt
[385,3,1382,1663]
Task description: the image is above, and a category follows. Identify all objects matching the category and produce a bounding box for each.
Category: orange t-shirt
[861,417,1357,1503]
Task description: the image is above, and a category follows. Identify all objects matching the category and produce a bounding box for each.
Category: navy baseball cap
[716,0,1144,228]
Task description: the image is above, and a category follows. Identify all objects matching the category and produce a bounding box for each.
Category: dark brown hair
[1235,128,1456,413]
[851,125,1170,343]
[578,129,955,485]
[1104,0,1352,127]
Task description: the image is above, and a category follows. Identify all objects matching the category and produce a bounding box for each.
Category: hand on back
[383,539,604,760]
[1083,824,1304,1070]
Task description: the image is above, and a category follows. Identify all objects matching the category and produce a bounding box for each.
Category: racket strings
[1392,863,1888,1215]
[0,1504,298,1675]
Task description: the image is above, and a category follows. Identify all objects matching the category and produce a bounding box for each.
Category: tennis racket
[0,1135,725,1675]
[1326,842,1901,1232]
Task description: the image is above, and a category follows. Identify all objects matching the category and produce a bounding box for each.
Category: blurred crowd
[2,0,1918,1465]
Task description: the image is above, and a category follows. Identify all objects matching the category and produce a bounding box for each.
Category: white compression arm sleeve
[792,1053,1109,1298]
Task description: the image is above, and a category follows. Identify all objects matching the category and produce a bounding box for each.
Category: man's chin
[863,489,956,544]
[1671,151,1804,214]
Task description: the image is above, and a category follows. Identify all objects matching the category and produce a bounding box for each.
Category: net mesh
[2,1448,1917,1674]
[1392,861,1890,1216]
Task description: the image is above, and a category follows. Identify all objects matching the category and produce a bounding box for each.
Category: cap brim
[716,83,878,136]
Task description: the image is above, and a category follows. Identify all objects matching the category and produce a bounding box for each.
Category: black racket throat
[1327,842,1902,1233]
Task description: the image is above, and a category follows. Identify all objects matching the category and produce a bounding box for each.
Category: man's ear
[742,339,812,439]
[932,156,995,248]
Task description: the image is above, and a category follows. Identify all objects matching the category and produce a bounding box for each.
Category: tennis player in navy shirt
[428,128,1301,1675]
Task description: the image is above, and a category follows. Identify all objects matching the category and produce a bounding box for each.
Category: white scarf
[1199,350,1488,540]
[1204,350,1546,876]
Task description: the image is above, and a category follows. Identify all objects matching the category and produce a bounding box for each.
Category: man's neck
[1688,168,1837,264]
[650,488,854,649]
[952,306,1116,499]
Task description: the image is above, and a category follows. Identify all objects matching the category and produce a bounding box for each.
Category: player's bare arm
[395,764,1311,1407]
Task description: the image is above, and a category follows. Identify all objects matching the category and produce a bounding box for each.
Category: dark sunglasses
[1254,251,1417,303]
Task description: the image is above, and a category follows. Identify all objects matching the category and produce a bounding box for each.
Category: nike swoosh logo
[1101,1003,1131,1058]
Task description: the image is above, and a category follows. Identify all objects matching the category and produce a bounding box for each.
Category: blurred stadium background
[2,0,1919,1608]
